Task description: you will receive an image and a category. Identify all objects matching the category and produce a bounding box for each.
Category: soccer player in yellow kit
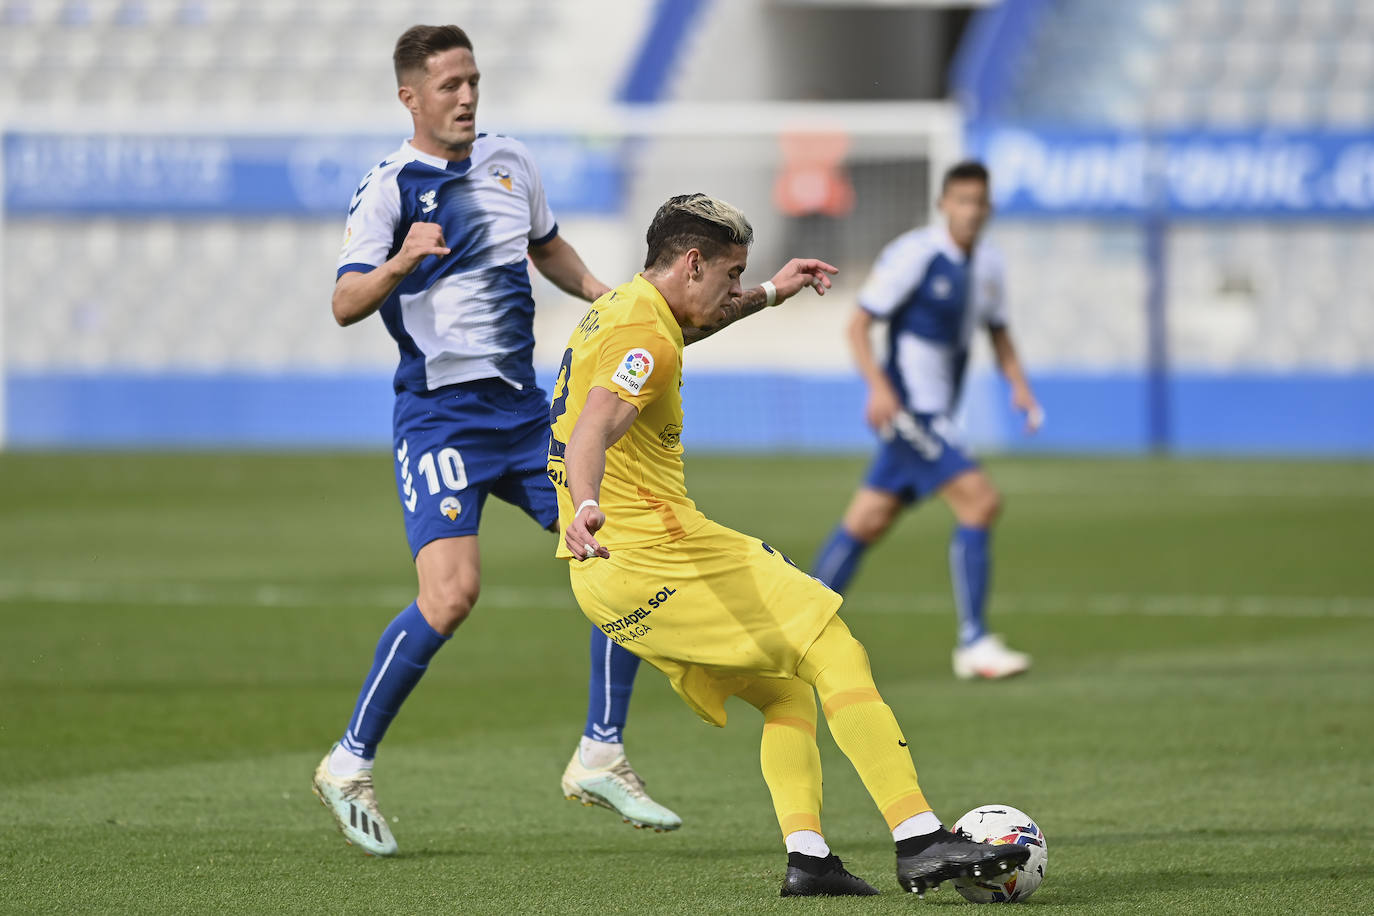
[548,194,1029,897]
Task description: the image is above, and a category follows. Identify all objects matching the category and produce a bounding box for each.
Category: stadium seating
[999,0,1374,129]
[977,0,1374,372]
[0,0,628,112]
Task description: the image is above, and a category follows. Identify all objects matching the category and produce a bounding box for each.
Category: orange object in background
[774,131,855,218]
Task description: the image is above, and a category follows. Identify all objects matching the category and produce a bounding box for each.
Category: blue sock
[340,602,450,759]
[811,526,868,594]
[583,626,641,743]
[950,526,991,646]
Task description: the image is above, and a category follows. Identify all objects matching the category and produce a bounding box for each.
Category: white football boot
[561,747,682,832]
[312,745,399,856]
[952,634,1031,680]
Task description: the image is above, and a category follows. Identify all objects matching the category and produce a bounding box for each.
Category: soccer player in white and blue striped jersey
[812,161,1042,680]
[310,25,678,856]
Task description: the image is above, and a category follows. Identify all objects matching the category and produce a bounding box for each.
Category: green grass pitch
[2,452,1372,914]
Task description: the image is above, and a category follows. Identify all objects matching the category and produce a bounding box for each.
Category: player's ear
[398,84,417,113]
[685,248,702,281]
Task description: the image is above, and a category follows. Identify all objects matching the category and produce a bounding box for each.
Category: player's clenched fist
[396,222,452,273]
[565,500,611,562]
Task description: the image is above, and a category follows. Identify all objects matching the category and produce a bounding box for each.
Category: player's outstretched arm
[332,223,451,326]
[563,387,639,560]
[684,257,838,344]
[988,325,1043,433]
[528,234,612,303]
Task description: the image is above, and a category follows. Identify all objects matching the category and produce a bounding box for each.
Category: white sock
[328,743,373,778]
[785,830,831,858]
[578,735,623,769]
[892,811,943,842]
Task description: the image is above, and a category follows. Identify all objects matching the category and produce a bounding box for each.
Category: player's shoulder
[599,281,660,326]
[363,142,423,183]
[972,237,1006,277]
[351,142,426,201]
[344,144,415,222]
[473,132,537,169]
[594,279,677,343]
[875,225,941,270]
[888,225,942,257]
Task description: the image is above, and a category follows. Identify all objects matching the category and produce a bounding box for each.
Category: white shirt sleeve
[519,145,558,244]
[857,233,934,319]
[337,165,400,276]
[974,243,1009,329]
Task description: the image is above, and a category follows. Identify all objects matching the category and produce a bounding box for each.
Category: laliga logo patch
[489,164,513,191]
[612,349,654,395]
[440,496,462,521]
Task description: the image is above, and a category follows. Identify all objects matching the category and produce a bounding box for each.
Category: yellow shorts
[568,519,843,727]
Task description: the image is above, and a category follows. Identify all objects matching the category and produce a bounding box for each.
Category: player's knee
[972,487,1002,526]
[845,503,898,543]
[418,580,480,635]
[953,481,1002,527]
[846,516,884,543]
[804,634,876,703]
[764,683,817,726]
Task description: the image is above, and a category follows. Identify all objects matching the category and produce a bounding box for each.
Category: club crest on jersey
[439,496,461,520]
[931,275,953,299]
[489,164,513,191]
[419,189,438,213]
[612,349,654,395]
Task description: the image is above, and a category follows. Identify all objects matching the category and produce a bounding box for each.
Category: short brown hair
[644,194,754,270]
[393,25,473,85]
[941,160,990,195]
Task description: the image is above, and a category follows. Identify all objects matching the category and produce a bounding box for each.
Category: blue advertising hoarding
[2,130,624,216]
[967,126,1374,217]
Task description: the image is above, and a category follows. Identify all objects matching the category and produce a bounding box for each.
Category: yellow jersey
[549,274,708,558]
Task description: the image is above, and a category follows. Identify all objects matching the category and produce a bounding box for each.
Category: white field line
[0,579,1371,619]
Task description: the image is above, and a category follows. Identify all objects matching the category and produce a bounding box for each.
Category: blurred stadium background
[5,0,1370,454]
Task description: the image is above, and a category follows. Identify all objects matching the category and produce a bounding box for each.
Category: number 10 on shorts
[397,441,468,513]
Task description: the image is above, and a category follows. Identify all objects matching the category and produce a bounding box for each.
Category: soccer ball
[951,805,1047,903]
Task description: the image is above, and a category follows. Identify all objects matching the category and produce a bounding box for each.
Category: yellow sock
[736,677,825,839]
[799,617,931,830]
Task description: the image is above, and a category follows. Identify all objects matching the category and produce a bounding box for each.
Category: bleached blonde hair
[644,193,754,269]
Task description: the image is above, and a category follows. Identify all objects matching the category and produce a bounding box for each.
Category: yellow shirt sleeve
[590,327,680,410]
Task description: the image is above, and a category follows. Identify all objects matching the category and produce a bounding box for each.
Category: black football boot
[895,828,1030,897]
[780,852,881,897]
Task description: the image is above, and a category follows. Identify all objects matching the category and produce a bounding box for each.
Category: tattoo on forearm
[686,287,769,343]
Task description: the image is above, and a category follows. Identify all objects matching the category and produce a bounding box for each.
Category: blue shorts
[392,379,557,556]
[863,412,979,505]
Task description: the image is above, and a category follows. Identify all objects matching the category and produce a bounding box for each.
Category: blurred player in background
[812,161,1041,680]
[311,24,678,856]
[551,193,1029,896]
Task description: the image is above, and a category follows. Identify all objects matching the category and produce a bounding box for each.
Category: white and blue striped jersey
[337,134,558,393]
[857,225,1008,416]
